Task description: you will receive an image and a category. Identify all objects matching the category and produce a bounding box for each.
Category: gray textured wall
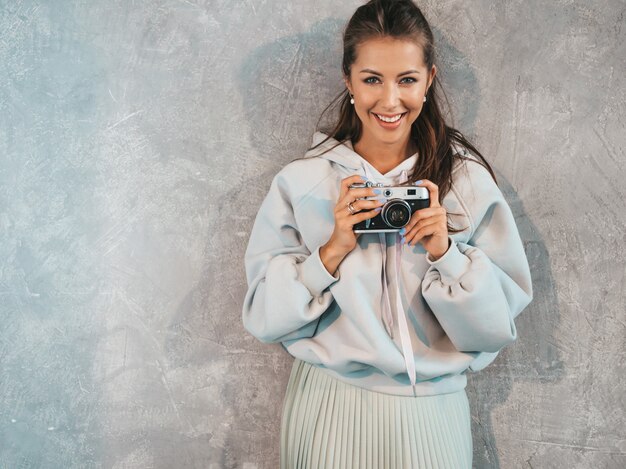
[1,1,624,468]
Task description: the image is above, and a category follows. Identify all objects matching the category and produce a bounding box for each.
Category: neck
[353,136,417,175]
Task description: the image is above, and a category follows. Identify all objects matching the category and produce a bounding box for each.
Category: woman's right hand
[320,175,385,273]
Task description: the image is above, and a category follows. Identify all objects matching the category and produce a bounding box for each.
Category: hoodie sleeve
[421,159,533,355]
[241,169,340,344]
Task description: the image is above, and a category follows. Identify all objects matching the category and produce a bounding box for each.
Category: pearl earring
[350,94,355,105]
[423,96,427,102]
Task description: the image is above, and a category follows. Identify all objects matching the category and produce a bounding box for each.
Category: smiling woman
[242,0,534,467]
[346,37,433,157]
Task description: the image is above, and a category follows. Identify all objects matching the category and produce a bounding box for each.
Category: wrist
[429,237,451,261]
[320,242,346,277]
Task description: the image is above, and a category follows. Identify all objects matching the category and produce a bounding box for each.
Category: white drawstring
[361,164,417,397]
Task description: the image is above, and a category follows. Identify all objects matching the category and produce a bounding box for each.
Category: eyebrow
[359,68,421,76]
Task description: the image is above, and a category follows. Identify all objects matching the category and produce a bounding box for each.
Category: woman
[242,0,533,467]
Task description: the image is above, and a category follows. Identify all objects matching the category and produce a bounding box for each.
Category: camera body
[349,181,430,233]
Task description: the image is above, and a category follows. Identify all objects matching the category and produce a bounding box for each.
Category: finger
[405,219,440,246]
[340,184,380,206]
[340,174,367,200]
[348,206,383,226]
[337,198,384,221]
[339,189,382,214]
[402,207,444,233]
[414,179,440,208]
[351,198,385,213]
[404,217,438,244]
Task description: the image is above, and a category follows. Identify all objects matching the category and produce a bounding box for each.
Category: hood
[305,130,467,184]
[305,131,420,185]
[304,131,362,169]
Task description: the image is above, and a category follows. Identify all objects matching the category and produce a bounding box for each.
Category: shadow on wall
[196,17,561,469]
[469,174,563,468]
[236,18,346,168]
[235,17,484,163]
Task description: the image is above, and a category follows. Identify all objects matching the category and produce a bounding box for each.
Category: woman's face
[344,36,436,148]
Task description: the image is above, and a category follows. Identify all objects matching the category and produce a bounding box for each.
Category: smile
[375,113,405,122]
[373,112,407,128]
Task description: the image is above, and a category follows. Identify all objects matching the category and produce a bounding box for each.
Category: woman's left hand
[400,179,450,261]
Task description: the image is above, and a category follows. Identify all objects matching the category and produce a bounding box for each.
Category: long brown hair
[305,0,498,234]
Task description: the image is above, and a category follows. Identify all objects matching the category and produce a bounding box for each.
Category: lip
[373,112,407,129]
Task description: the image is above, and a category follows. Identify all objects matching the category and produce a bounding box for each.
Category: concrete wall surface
[0,0,624,468]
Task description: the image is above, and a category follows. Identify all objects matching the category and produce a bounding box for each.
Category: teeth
[376,113,403,123]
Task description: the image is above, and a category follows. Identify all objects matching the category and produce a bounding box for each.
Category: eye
[364,76,380,84]
[400,77,417,84]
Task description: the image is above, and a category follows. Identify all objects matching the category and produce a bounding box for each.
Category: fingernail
[400,236,405,244]
[376,196,387,202]
[399,227,406,235]
[414,180,423,185]
[374,207,382,212]
[373,189,382,194]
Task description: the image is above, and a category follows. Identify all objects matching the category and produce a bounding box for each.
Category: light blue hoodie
[242,131,533,397]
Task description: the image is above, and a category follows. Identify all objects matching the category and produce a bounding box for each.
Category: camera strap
[361,163,417,395]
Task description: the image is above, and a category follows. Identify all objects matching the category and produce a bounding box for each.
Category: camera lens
[382,200,411,228]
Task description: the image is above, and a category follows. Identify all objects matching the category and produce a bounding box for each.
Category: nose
[380,82,401,109]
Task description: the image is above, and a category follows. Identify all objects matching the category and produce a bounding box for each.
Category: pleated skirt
[280,358,473,469]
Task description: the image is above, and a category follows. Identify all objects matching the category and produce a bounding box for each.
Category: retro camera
[349,181,430,233]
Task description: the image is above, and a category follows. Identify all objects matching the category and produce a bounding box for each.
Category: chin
[377,125,412,137]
